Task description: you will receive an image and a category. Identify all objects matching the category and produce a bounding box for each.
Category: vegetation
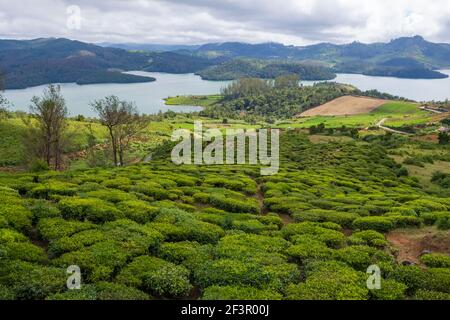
[22,85,68,170]
[196,59,336,81]
[91,96,149,166]
[0,125,449,300]
[0,79,449,301]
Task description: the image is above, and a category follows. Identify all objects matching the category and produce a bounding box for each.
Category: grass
[164,95,224,107]
[281,102,432,129]
[372,102,422,115]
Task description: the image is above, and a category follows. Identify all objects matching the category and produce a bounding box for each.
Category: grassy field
[164,95,224,107]
[279,102,432,129]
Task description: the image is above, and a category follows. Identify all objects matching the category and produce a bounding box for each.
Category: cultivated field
[298,96,389,117]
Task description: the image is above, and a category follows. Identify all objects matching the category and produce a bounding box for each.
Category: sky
[1,0,450,45]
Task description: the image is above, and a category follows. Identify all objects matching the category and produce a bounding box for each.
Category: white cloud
[0,0,449,44]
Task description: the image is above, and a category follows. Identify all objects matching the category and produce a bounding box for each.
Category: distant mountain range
[1,36,449,89]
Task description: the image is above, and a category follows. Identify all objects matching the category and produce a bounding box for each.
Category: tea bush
[116,255,192,297]
[202,285,282,300]
[352,216,395,232]
[420,253,450,268]
[59,197,123,223]
[286,260,368,300]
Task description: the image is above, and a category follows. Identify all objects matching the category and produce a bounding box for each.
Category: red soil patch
[387,227,450,265]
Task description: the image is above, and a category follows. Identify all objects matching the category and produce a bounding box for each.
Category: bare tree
[0,70,9,120]
[26,85,68,170]
[117,113,149,165]
[91,96,148,166]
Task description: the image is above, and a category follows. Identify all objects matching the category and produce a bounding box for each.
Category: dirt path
[377,118,411,135]
[387,227,450,264]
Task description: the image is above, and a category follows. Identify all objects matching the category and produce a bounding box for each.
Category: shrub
[420,253,450,268]
[29,200,61,222]
[389,265,427,294]
[53,241,131,282]
[46,285,98,300]
[0,260,66,300]
[102,177,133,190]
[48,229,107,257]
[38,218,97,241]
[116,200,158,224]
[0,284,15,300]
[282,222,345,248]
[158,241,213,265]
[231,219,271,234]
[369,279,407,300]
[95,282,151,300]
[133,182,171,200]
[59,197,123,223]
[388,215,422,228]
[286,260,368,300]
[3,242,47,263]
[209,194,260,214]
[194,259,284,290]
[420,211,450,227]
[116,256,192,297]
[292,209,358,228]
[28,181,77,199]
[352,216,395,232]
[87,189,136,203]
[423,268,450,293]
[336,246,384,271]
[414,289,450,300]
[202,286,282,300]
[286,237,335,261]
[348,230,388,247]
[0,204,32,231]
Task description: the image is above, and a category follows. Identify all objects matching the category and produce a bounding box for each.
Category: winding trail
[376,118,411,135]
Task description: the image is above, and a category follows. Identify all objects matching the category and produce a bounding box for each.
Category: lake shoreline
[4,70,450,116]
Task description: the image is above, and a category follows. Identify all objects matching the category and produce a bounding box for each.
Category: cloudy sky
[1,0,450,45]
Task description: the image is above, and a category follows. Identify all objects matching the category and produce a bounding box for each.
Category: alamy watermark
[366,264,381,290]
[171,121,280,176]
[67,265,81,290]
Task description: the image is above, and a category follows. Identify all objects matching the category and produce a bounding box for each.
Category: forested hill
[2,36,450,89]
[193,36,450,79]
[0,38,157,89]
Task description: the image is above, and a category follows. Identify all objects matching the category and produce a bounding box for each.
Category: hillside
[2,36,450,89]
[0,130,449,300]
[196,59,336,81]
[0,38,156,89]
[194,36,450,79]
[298,96,389,116]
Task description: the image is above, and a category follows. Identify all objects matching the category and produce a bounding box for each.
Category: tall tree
[26,85,68,170]
[116,113,149,165]
[274,74,300,89]
[91,96,147,166]
[0,70,9,120]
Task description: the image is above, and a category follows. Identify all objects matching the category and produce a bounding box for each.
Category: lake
[4,70,450,117]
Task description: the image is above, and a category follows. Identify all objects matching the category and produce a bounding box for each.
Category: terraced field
[1,131,449,300]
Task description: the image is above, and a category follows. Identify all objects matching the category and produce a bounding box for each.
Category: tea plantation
[0,131,449,300]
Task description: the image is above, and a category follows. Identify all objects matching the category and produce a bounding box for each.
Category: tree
[91,96,148,166]
[221,78,271,100]
[116,113,149,165]
[0,70,9,120]
[274,74,300,89]
[438,132,449,145]
[25,85,68,170]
